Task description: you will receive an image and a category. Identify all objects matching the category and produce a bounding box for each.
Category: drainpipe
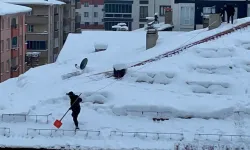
[154,0,155,14]
[194,0,196,30]
[0,16,1,82]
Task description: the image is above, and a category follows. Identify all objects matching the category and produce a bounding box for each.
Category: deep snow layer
[0,1,31,15]
[1,17,250,149]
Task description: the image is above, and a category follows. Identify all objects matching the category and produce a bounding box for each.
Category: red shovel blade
[53,119,62,128]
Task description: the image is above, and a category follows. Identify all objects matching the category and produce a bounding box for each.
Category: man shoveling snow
[66,91,82,130]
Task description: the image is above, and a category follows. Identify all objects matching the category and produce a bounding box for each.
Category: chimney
[165,7,173,25]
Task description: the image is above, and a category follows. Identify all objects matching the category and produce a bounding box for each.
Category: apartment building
[61,0,82,43]
[103,0,173,31]
[103,0,133,30]
[173,0,249,31]
[0,2,31,83]
[1,0,65,67]
[79,0,104,30]
[133,0,173,29]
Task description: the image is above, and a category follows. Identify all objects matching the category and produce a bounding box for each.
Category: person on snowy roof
[66,91,82,130]
[154,13,159,24]
[224,4,235,24]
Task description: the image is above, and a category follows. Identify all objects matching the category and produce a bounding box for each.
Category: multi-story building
[79,0,104,30]
[103,0,172,31]
[133,0,172,29]
[61,0,82,43]
[1,0,65,67]
[103,0,133,30]
[173,0,249,31]
[0,2,31,83]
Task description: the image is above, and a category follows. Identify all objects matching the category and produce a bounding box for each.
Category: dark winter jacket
[225,5,235,16]
[69,94,82,111]
[154,15,158,22]
[220,8,224,16]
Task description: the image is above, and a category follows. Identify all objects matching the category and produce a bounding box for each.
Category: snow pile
[0,1,31,15]
[1,0,65,5]
[112,23,129,31]
[126,71,175,85]
[94,43,108,52]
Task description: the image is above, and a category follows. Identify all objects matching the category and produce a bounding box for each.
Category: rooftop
[0,1,31,15]
[0,0,65,5]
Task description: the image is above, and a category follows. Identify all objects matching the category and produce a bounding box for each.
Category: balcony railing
[75,22,80,29]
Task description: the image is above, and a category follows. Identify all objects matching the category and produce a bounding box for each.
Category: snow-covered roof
[1,17,250,149]
[0,1,31,15]
[0,0,65,5]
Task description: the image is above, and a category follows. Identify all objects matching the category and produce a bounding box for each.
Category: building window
[140,6,148,19]
[180,6,194,25]
[203,7,216,14]
[6,38,10,50]
[140,0,149,4]
[1,19,4,29]
[27,41,47,50]
[11,18,17,28]
[94,12,98,17]
[105,4,132,13]
[1,62,4,74]
[94,22,98,26]
[94,3,98,7]
[6,60,10,72]
[28,25,34,32]
[159,5,171,16]
[85,22,90,26]
[84,2,89,7]
[84,12,89,17]
[139,24,145,28]
[12,37,18,48]
[7,18,10,29]
[1,40,4,51]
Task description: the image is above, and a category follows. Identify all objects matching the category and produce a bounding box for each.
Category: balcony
[75,2,81,9]
[26,33,48,41]
[11,65,19,78]
[54,30,59,38]
[11,48,18,58]
[26,16,48,24]
[11,25,19,37]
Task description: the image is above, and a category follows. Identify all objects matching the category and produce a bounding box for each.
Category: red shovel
[54,93,82,129]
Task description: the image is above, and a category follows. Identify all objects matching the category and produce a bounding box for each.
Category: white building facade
[78,0,104,30]
[132,0,173,30]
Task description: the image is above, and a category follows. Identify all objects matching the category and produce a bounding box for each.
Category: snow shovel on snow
[53,93,82,129]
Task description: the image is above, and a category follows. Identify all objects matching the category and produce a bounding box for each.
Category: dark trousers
[72,109,80,128]
[227,14,234,24]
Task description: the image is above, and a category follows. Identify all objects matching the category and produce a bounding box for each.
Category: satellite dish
[79,58,88,70]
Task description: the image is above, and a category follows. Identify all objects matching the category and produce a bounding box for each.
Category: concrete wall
[0,13,27,82]
[0,16,11,82]
[248,4,250,17]
[18,14,27,75]
[78,4,104,25]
